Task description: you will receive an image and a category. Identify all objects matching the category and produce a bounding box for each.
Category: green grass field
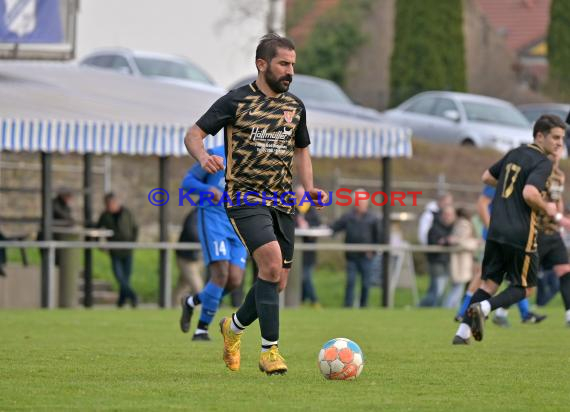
[1,306,569,411]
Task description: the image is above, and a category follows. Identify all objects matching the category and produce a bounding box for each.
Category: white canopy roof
[0,62,412,158]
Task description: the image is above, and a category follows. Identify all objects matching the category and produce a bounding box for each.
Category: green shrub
[389,0,466,106]
[547,0,570,98]
[293,0,374,86]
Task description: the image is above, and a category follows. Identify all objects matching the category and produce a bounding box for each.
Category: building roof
[474,0,551,54]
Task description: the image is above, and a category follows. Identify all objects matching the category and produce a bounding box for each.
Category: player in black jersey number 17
[453,114,569,344]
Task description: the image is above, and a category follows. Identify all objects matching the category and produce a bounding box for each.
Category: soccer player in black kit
[536,149,570,326]
[453,115,567,344]
[184,34,328,373]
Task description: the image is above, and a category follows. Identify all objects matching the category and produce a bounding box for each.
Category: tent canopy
[0,62,412,158]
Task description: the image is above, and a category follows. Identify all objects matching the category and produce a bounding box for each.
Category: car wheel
[460,138,476,147]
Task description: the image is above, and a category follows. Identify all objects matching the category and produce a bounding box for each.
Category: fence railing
[0,240,478,309]
[331,170,482,218]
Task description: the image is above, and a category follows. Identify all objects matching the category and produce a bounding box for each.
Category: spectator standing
[0,229,6,277]
[445,208,479,308]
[97,193,139,308]
[417,193,453,245]
[331,189,381,308]
[294,185,322,307]
[173,208,204,306]
[419,205,455,307]
[52,188,75,227]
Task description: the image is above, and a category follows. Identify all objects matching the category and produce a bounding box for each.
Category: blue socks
[457,291,530,320]
[517,298,530,320]
[457,291,473,318]
[197,282,224,326]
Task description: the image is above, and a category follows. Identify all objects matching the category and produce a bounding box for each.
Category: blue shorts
[197,208,247,269]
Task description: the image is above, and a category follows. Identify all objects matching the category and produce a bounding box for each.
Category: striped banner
[0,118,412,158]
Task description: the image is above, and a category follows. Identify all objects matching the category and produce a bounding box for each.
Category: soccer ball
[318,338,364,380]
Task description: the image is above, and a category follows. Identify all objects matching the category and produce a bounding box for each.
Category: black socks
[489,286,526,311]
[559,273,570,311]
[462,289,491,325]
[235,282,258,327]
[255,278,280,347]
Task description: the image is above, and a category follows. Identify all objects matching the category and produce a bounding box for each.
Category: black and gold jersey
[538,166,565,235]
[196,81,310,214]
[545,166,565,202]
[487,143,552,251]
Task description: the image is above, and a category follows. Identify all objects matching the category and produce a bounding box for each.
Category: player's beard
[264,66,292,93]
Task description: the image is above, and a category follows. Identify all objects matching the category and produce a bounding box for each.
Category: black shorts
[538,232,568,270]
[226,205,295,268]
[481,240,538,288]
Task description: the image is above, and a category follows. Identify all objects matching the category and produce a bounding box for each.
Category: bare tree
[216,0,284,38]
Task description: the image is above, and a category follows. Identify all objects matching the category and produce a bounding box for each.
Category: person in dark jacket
[173,208,204,305]
[419,205,456,307]
[566,111,570,153]
[295,185,322,307]
[0,229,6,276]
[52,188,74,227]
[331,189,381,308]
[37,188,75,266]
[97,193,138,308]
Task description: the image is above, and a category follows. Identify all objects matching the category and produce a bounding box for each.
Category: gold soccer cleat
[258,345,288,376]
[219,317,241,371]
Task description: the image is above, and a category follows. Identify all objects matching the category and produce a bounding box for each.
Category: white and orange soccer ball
[318,338,364,380]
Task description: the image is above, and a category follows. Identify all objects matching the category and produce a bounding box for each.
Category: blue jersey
[481,185,496,241]
[181,145,226,218]
[181,146,247,268]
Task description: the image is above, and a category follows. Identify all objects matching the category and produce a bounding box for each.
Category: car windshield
[288,77,353,105]
[134,57,214,85]
[463,101,530,128]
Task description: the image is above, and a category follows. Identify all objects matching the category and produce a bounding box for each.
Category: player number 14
[213,240,227,256]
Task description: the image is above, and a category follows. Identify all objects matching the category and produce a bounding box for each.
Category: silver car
[518,103,570,150]
[517,103,569,124]
[383,91,532,152]
[229,74,385,122]
[78,48,224,93]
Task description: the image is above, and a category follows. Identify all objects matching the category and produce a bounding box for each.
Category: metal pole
[266,0,279,33]
[83,153,93,308]
[104,155,112,193]
[41,153,53,308]
[47,243,56,308]
[284,247,301,307]
[68,0,79,60]
[381,157,391,308]
[158,156,170,308]
[333,167,341,220]
[164,248,172,308]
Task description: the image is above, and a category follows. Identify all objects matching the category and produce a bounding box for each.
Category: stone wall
[0,152,197,240]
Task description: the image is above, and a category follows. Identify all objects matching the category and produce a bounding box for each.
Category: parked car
[517,103,570,124]
[382,91,532,152]
[78,48,224,92]
[229,74,385,122]
[518,103,570,152]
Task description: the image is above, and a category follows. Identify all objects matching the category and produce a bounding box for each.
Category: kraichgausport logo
[147,188,422,207]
